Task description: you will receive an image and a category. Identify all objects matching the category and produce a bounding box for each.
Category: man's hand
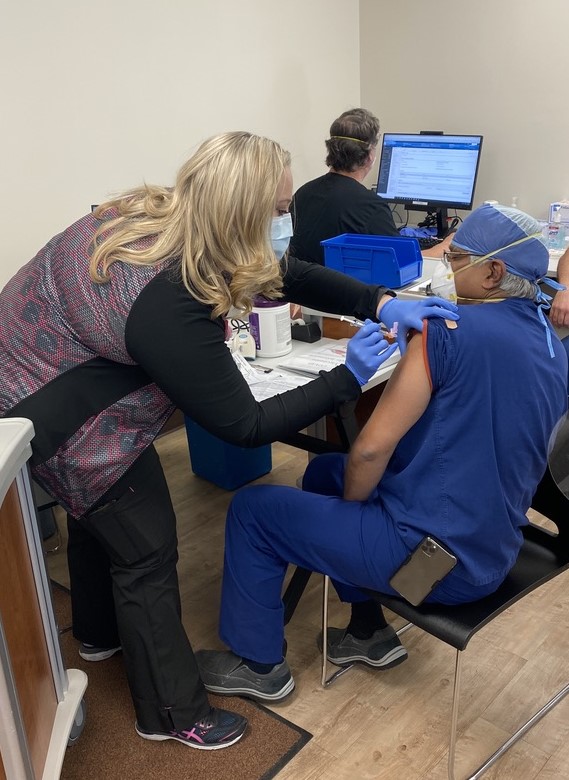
[550,289,569,328]
[551,248,569,328]
[421,232,455,259]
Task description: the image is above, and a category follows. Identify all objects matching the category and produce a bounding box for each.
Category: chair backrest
[548,412,569,500]
[528,413,569,554]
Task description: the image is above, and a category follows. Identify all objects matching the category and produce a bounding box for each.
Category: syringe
[340,316,398,339]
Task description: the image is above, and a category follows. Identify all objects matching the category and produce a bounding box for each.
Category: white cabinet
[0,418,87,780]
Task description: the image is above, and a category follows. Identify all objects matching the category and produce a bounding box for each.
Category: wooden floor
[46,427,569,780]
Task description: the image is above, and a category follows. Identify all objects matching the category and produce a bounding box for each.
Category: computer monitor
[376,132,483,237]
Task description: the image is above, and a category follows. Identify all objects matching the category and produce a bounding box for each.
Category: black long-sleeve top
[289,173,399,265]
[126,256,391,447]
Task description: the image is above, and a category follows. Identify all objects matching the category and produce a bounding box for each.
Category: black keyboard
[416,236,442,250]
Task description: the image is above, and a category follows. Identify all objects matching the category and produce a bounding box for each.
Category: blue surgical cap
[452,203,548,282]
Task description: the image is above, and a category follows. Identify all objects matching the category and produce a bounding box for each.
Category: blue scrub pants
[219,453,409,664]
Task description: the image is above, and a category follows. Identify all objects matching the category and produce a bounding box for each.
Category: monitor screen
[376,133,483,211]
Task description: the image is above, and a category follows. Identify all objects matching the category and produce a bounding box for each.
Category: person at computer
[195,203,568,703]
[289,108,399,266]
[0,131,458,752]
[289,107,451,267]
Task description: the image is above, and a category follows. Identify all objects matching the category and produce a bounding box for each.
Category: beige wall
[360,0,569,222]
[1,0,361,287]
[7,1,564,290]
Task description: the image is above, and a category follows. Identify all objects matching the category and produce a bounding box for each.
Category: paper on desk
[232,350,267,385]
[249,372,312,401]
[232,349,311,401]
[279,339,400,378]
[280,342,349,375]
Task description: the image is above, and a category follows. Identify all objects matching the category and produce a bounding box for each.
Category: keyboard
[416,236,442,250]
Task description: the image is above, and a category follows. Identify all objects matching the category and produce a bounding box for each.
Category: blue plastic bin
[184,417,272,491]
[321,233,423,288]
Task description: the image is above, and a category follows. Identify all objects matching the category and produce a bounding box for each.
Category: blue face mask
[270,213,293,260]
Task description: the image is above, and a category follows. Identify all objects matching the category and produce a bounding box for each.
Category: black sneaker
[135,707,247,750]
[324,626,408,669]
[79,642,122,662]
[195,650,295,703]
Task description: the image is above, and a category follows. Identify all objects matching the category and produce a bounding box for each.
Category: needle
[340,316,397,337]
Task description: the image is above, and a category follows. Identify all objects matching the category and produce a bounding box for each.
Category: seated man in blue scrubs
[196,204,568,702]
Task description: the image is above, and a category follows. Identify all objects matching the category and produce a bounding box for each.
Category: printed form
[231,350,311,401]
[232,340,400,401]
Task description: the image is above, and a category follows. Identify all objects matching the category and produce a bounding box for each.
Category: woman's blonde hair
[90,131,291,317]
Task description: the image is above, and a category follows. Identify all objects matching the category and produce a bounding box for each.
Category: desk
[255,261,443,451]
[252,336,398,392]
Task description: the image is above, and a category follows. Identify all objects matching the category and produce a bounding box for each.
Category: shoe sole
[135,723,246,750]
[202,675,295,703]
[79,647,122,662]
[328,646,408,669]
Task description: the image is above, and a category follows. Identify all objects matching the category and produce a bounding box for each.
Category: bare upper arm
[557,246,569,285]
[353,330,432,457]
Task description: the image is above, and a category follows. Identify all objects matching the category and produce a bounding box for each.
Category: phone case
[389,537,457,606]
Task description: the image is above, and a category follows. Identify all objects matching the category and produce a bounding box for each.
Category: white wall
[360,0,569,221]
[1,0,361,287]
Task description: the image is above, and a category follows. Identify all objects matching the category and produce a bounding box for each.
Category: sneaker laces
[195,708,217,730]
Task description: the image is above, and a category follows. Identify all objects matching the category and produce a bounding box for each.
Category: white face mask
[430,261,458,302]
[270,213,293,259]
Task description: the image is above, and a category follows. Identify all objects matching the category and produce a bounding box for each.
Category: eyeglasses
[441,251,473,269]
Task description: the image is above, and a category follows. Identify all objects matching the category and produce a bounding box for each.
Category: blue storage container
[321,233,423,288]
[184,417,272,491]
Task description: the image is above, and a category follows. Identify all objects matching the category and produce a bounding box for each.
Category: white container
[249,298,292,358]
[549,202,569,224]
[548,222,568,251]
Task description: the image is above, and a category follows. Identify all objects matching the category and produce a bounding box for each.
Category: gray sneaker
[195,650,295,703]
[324,626,407,669]
[79,642,122,662]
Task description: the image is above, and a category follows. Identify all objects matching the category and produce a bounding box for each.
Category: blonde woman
[0,131,456,750]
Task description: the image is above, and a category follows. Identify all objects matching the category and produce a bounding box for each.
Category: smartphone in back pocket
[389,536,457,606]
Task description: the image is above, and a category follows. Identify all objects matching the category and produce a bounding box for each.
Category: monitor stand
[435,207,449,239]
[406,205,449,239]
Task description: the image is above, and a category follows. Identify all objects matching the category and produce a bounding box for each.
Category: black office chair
[320,417,569,780]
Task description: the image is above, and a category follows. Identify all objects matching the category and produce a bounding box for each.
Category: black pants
[67,445,209,732]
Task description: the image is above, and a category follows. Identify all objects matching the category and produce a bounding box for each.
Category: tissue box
[321,233,423,288]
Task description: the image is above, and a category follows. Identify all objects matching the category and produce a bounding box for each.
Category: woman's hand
[378,297,459,354]
[344,320,398,386]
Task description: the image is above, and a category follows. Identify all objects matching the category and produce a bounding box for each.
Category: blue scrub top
[378,299,568,588]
